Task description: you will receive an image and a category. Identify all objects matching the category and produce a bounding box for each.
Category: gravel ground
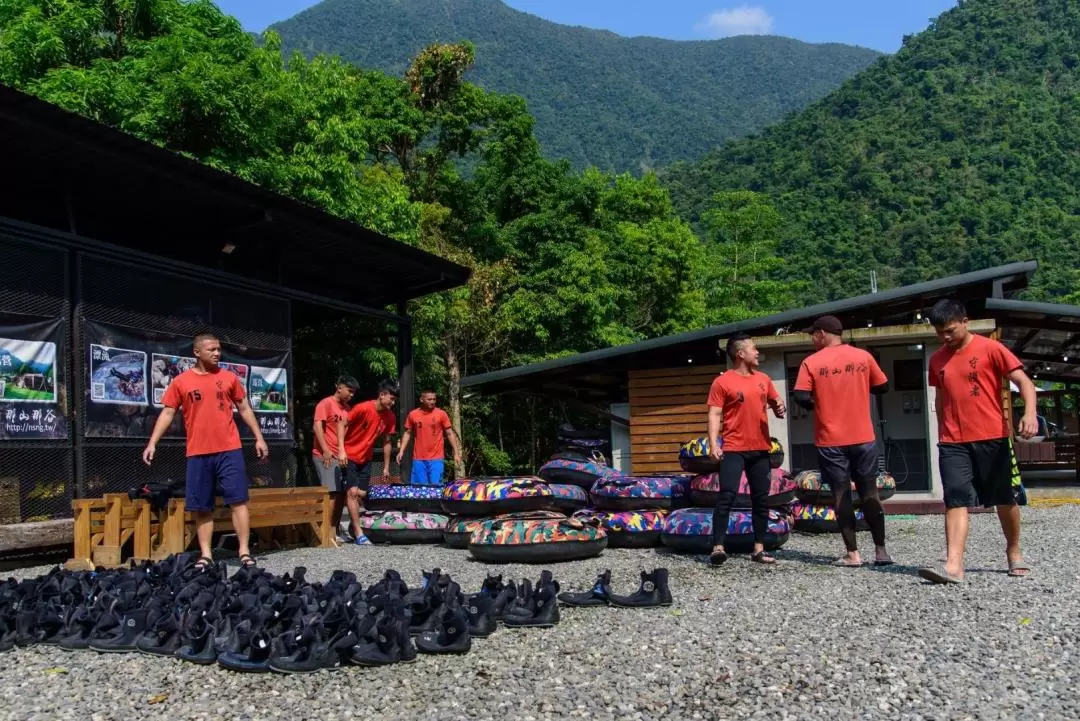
[1,507,1077,721]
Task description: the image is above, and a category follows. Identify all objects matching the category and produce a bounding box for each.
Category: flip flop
[874,558,895,567]
[709,549,728,566]
[239,554,257,568]
[918,567,963,585]
[193,556,213,571]
[1007,560,1031,577]
[832,558,864,568]
[750,551,776,565]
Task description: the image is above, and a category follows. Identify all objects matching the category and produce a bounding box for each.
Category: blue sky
[216,0,957,53]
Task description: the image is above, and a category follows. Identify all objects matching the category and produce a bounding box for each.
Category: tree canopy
[663,0,1080,304]
[270,0,881,173]
[0,0,760,473]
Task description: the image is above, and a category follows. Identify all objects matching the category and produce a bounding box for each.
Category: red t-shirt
[795,344,887,447]
[161,368,245,457]
[706,370,779,452]
[406,407,452,461]
[312,396,349,458]
[929,334,1022,444]
[344,400,397,464]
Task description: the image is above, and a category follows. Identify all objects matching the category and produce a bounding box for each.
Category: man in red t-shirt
[341,380,398,544]
[143,333,268,569]
[312,375,358,538]
[794,315,892,567]
[919,299,1037,584]
[396,389,463,486]
[706,333,786,567]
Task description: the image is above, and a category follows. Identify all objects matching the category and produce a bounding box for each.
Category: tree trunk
[445,335,466,477]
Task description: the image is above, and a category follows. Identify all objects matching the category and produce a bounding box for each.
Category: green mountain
[663,0,1080,303]
[269,0,882,173]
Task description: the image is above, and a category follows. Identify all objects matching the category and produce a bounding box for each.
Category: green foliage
[269,0,881,173]
[0,0,753,475]
[663,0,1080,304]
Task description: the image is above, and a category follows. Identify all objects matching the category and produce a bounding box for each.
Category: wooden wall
[628,365,723,475]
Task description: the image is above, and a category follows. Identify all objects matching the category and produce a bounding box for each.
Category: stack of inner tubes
[441,477,555,549]
[791,470,896,533]
[361,484,448,544]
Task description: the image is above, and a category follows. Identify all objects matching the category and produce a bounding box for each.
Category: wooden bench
[66,493,154,570]
[66,487,335,569]
[149,486,335,560]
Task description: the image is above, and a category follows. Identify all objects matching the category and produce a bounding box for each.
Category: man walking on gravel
[707,333,786,566]
[396,389,463,485]
[342,380,398,545]
[312,375,358,540]
[919,299,1037,584]
[794,315,893,567]
[143,333,268,569]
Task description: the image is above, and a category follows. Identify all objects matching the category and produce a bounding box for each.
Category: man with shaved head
[143,333,268,569]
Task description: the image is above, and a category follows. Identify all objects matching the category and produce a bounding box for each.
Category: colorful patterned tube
[467,511,608,564]
[793,470,897,506]
[549,484,590,513]
[538,455,621,489]
[359,510,449,544]
[790,503,868,533]
[366,485,444,513]
[689,468,796,509]
[440,477,555,515]
[661,507,791,554]
[679,436,721,474]
[572,509,667,548]
[589,474,691,511]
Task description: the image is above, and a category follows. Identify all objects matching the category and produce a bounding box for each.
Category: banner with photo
[0,315,68,440]
[84,321,291,440]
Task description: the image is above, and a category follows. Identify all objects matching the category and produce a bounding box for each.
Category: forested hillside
[663,0,1080,303]
[270,0,881,173]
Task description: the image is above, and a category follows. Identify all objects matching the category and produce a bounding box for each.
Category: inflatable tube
[689,468,796,509]
[679,437,721,474]
[589,475,690,511]
[366,485,444,513]
[537,453,619,489]
[360,511,449,544]
[769,437,786,470]
[443,516,484,549]
[660,507,790,554]
[572,509,667,548]
[793,470,897,505]
[440,477,554,515]
[549,484,590,513]
[791,503,868,533]
[468,511,607,564]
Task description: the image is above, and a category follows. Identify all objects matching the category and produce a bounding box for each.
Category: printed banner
[84,321,291,440]
[0,316,68,439]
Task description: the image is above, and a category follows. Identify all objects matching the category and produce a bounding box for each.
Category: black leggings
[711,451,771,548]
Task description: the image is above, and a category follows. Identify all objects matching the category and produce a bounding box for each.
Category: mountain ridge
[270,0,883,172]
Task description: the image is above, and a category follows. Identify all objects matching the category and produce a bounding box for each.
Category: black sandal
[193,556,213,571]
[239,554,257,568]
[709,549,729,566]
[750,551,776,565]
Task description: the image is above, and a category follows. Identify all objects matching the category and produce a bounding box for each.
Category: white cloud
[693,6,775,38]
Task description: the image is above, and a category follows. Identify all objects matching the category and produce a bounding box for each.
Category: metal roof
[986,298,1080,384]
[0,84,470,309]
[462,261,1038,402]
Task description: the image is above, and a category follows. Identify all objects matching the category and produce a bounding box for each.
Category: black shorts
[343,461,372,492]
[939,439,1015,509]
[817,442,879,491]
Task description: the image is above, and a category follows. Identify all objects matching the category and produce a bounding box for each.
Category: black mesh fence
[0,231,303,525]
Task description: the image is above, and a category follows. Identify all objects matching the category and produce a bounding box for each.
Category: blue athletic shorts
[186,449,249,512]
[410,459,445,486]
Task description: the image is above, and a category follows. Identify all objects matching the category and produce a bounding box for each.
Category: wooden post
[66,501,94,570]
[132,499,150,561]
[396,301,414,484]
[93,493,124,567]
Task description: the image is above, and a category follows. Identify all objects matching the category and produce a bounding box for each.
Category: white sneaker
[354,534,372,546]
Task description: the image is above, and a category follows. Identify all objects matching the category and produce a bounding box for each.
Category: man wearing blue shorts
[143,333,268,569]
[397,389,462,485]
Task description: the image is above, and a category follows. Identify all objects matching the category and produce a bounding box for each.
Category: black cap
[801,315,844,335]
